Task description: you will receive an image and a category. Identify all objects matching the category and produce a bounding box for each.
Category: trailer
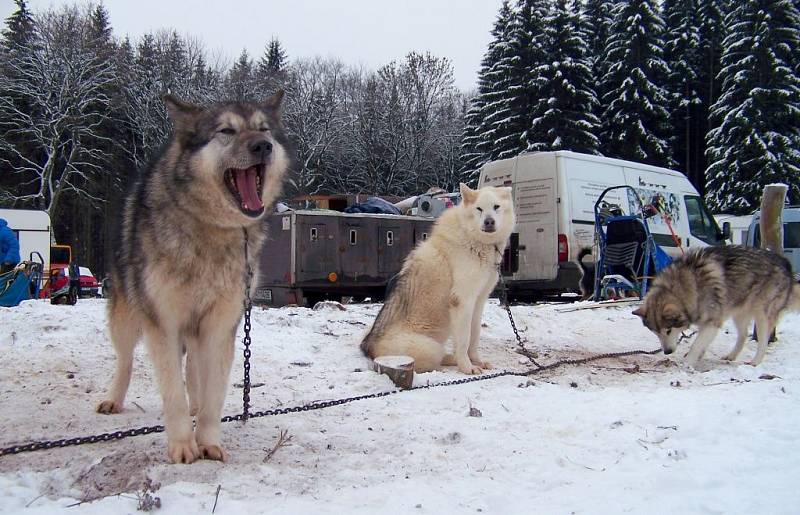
[254,210,434,307]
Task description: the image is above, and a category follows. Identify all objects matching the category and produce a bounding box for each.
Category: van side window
[684,196,722,245]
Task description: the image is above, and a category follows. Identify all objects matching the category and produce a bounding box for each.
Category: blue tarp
[0,270,32,307]
[344,197,401,215]
[653,243,673,273]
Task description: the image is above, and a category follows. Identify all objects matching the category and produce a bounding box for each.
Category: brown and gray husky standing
[633,245,800,368]
[96,92,290,463]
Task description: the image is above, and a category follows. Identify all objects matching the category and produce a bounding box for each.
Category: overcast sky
[1,0,504,91]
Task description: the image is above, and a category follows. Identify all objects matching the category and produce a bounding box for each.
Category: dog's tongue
[234,166,262,212]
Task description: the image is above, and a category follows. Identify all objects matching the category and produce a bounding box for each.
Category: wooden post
[758,184,787,342]
[759,184,787,254]
[373,355,415,389]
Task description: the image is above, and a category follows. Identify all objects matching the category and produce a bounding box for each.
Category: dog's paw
[96,400,122,414]
[168,438,200,464]
[473,360,492,370]
[199,444,228,462]
[458,363,484,375]
[722,353,738,362]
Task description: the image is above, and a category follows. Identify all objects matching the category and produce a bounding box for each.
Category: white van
[478,151,726,297]
[745,206,800,274]
[0,209,51,272]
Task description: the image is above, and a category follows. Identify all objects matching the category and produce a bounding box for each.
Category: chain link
[242,229,253,422]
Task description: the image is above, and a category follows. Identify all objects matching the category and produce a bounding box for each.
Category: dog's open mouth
[224,165,265,217]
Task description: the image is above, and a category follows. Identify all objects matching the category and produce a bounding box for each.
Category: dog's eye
[219,128,235,135]
[493,204,500,211]
[476,207,483,213]
[666,329,672,335]
[258,126,270,132]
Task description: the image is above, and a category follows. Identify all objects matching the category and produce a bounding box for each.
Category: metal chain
[241,229,253,422]
[0,347,660,458]
[495,247,542,368]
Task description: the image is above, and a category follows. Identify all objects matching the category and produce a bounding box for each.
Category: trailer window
[386,231,394,246]
[349,229,357,245]
[684,196,723,245]
[310,227,318,242]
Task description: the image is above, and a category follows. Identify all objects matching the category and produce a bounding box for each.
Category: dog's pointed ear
[632,306,646,319]
[663,303,688,326]
[263,89,285,110]
[163,95,201,132]
[460,183,477,205]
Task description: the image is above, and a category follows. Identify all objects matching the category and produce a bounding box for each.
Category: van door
[683,195,725,248]
[299,219,333,276]
[513,165,558,281]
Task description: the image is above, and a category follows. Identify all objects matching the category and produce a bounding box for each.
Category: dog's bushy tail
[577,247,592,270]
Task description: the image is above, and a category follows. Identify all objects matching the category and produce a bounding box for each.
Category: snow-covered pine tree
[256,37,288,95]
[663,0,704,190]
[512,0,550,154]
[482,0,548,161]
[227,48,257,101]
[582,0,615,134]
[600,0,674,167]
[1,0,35,53]
[705,0,800,213]
[262,37,287,74]
[693,0,727,196]
[459,0,514,184]
[527,0,600,154]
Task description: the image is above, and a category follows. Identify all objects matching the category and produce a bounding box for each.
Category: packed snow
[1,297,799,514]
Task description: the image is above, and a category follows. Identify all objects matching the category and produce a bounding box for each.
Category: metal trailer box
[254,210,434,307]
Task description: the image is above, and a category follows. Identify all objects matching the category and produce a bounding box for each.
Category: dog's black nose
[483,217,496,231]
[663,348,674,355]
[249,139,273,156]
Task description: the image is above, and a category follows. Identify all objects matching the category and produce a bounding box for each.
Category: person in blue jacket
[0,218,20,274]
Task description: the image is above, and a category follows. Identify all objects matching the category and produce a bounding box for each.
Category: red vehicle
[42,265,101,299]
[45,268,75,304]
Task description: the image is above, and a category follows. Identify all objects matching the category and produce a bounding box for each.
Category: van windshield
[684,196,723,245]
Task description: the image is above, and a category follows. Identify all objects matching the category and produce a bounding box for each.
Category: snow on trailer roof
[286,209,434,221]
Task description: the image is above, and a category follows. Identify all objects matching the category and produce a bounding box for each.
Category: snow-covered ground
[1,298,798,514]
